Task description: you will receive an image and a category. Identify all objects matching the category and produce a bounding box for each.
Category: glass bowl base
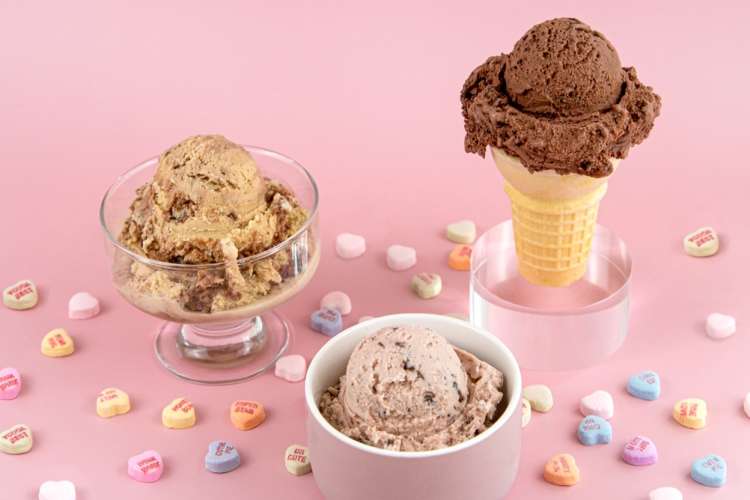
[153,311,290,384]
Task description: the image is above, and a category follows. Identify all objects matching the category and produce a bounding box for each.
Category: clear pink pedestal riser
[470,221,632,370]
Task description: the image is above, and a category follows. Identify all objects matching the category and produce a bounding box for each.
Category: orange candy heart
[448,244,472,271]
[230,400,266,430]
[544,453,580,486]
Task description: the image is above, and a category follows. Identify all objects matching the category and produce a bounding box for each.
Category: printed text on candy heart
[702,457,724,472]
[625,437,651,452]
[688,230,715,247]
[214,443,234,456]
[551,457,572,473]
[0,374,19,391]
[171,399,192,413]
[234,402,260,414]
[2,428,29,444]
[6,283,32,299]
[639,373,656,384]
[287,451,308,464]
[137,457,160,472]
[679,402,699,418]
[48,334,68,347]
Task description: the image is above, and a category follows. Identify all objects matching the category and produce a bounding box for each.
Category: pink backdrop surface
[1,1,749,498]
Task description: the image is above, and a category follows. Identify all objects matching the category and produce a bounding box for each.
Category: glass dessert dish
[100,146,319,384]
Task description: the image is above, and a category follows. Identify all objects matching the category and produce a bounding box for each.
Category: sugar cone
[491,147,618,287]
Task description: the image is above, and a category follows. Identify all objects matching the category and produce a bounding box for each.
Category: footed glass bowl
[100,146,319,384]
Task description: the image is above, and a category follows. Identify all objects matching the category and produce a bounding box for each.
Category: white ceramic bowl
[305,313,522,500]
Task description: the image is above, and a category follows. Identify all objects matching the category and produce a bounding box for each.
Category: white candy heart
[522,384,553,413]
[320,291,352,315]
[649,486,682,500]
[285,444,311,476]
[706,313,736,339]
[580,390,614,420]
[39,480,76,500]
[68,292,100,320]
[386,245,417,271]
[411,273,442,299]
[3,280,38,310]
[335,233,366,259]
[683,227,718,257]
[445,220,476,244]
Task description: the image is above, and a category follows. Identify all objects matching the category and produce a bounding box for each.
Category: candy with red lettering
[448,244,472,271]
[310,308,343,336]
[690,454,727,487]
[275,354,306,382]
[627,370,660,401]
[285,444,311,476]
[0,424,32,454]
[38,480,76,500]
[162,397,196,429]
[705,313,736,340]
[96,388,131,418]
[411,272,442,299]
[386,245,417,271]
[0,367,22,400]
[683,227,719,257]
[41,329,74,358]
[205,440,240,473]
[230,400,266,430]
[127,450,163,483]
[320,291,352,315]
[543,453,579,486]
[673,398,707,429]
[3,280,38,310]
[622,435,658,465]
[580,390,614,419]
[577,416,612,446]
[336,233,366,259]
[68,292,100,320]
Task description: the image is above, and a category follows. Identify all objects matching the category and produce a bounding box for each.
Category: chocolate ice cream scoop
[505,18,623,116]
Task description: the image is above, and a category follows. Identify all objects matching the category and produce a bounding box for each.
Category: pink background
[1,1,749,498]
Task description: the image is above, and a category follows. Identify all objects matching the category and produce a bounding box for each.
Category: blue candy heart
[627,370,661,401]
[691,454,727,487]
[310,308,343,336]
[577,415,612,446]
[205,440,240,474]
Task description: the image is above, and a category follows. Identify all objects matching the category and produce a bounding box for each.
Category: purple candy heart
[622,435,658,466]
[310,308,343,336]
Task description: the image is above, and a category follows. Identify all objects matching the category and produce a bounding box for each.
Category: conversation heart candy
[39,480,76,500]
[127,450,163,483]
[275,355,306,382]
[577,415,612,446]
[445,220,477,244]
[161,398,196,429]
[649,487,683,500]
[683,227,718,257]
[579,390,614,419]
[96,388,131,418]
[0,424,33,454]
[336,233,366,259]
[230,400,266,430]
[411,272,442,299]
[310,308,343,336]
[543,453,579,486]
[205,440,240,473]
[523,384,553,413]
[320,291,352,315]
[448,244,472,271]
[0,367,22,400]
[386,245,417,271]
[744,393,750,418]
[705,313,736,339]
[521,398,531,428]
[68,292,100,320]
[627,370,661,401]
[673,398,707,429]
[41,329,74,358]
[3,280,38,310]
[622,435,658,466]
[285,444,311,476]
[690,454,727,487]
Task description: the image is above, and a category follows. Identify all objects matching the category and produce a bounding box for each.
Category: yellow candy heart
[41,328,75,358]
[673,398,707,429]
[162,397,196,429]
[0,424,33,454]
[96,388,131,418]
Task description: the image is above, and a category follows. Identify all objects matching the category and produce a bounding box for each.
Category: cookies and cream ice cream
[319,326,504,452]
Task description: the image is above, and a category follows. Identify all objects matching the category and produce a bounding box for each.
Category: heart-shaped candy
[411,272,442,299]
[683,227,719,257]
[285,444,311,476]
[580,390,614,419]
[0,367,22,400]
[127,450,163,483]
[41,329,74,358]
[3,280,38,310]
[230,400,266,430]
[161,398,195,429]
[521,398,531,428]
[68,292,100,320]
[705,313,736,339]
[310,308,343,336]
[96,388,131,418]
[523,384,553,413]
[627,370,660,401]
[673,398,707,429]
[386,245,417,271]
[0,424,33,454]
[320,291,352,315]
[448,244,472,271]
[690,454,727,487]
[543,453,579,486]
[205,440,240,473]
[649,487,682,500]
[446,220,477,244]
[335,233,367,259]
[38,480,76,500]
[622,435,657,465]
[275,355,306,382]
[577,415,612,446]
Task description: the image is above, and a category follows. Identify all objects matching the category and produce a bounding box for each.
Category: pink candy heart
[320,291,352,315]
[128,450,163,483]
[68,292,100,320]
[386,245,417,271]
[0,367,21,400]
[622,435,658,466]
[580,390,614,420]
[275,354,306,383]
[336,233,366,259]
